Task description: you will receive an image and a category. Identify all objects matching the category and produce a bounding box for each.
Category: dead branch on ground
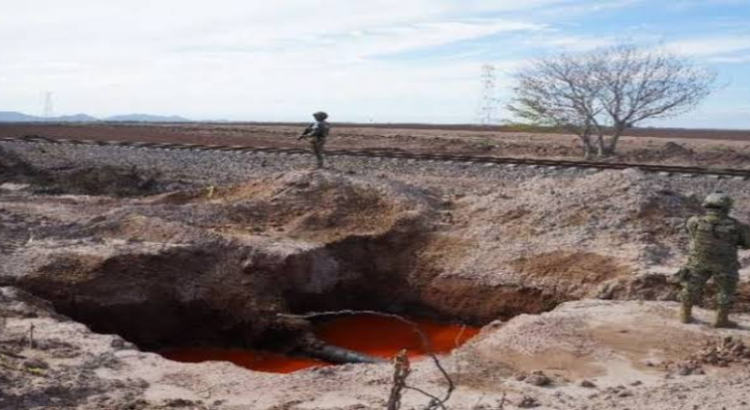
[387,350,411,410]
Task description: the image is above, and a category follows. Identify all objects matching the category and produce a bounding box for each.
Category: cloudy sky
[1,0,750,128]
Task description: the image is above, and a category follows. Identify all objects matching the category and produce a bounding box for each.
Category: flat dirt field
[2,122,750,168]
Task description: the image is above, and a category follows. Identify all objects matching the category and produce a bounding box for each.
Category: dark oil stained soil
[161,314,480,373]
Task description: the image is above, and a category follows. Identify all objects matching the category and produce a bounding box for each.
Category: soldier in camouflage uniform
[298,111,331,169]
[680,192,750,328]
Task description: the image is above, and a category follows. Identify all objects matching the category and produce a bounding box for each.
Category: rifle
[298,124,314,140]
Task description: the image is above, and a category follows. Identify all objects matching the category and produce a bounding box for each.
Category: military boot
[714,307,738,329]
[680,302,693,324]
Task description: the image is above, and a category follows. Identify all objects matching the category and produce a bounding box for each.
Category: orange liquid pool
[162,314,480,374]
[161,348,328,374]
[316,315,480,359]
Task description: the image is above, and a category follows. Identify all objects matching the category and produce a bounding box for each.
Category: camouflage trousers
[311,140,325,168]
[680,266,738,308]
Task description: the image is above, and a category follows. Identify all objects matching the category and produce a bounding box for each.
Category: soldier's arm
[299,124,314,139]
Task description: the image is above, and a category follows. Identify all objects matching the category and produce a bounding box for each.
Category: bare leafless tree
[508,44,717,158]
[507,53,604,158]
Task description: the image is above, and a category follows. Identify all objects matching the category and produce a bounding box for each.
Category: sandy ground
[4,288,750,410]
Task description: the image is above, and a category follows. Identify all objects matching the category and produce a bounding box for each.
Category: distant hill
[57,114,100,122]
[104,114,191,123]
[0,111,190,123]
[0,111,41,122]
[0,111,99,123]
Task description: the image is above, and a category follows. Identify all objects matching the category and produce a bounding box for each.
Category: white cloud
[664,36,750,57]
[523,33,617,52]
[710,54,750,63]
[181,20,545,62]
[665,0,750,12]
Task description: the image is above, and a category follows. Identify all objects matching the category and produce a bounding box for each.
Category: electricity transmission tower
[43,92,54,120]
[478,64,498,125]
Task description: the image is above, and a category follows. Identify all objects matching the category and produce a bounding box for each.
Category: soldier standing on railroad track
[298,111,330,169]
[679,192,750,328]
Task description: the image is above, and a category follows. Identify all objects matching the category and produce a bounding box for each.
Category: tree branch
[278,310,457,409]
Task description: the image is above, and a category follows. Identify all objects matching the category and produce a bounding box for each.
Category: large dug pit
[0,170,493,372]
[8,234,486,372]
[0,169,646,375]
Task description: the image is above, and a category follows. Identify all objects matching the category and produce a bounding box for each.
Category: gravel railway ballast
[3,135,750,180]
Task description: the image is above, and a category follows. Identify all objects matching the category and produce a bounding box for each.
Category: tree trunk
[601,124,625,157]
[606,134,622,156]
[596,135,606,158]
[578,134,594,159]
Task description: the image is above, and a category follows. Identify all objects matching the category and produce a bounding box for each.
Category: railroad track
[2,135,749,179]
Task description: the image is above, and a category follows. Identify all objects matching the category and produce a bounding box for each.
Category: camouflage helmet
[313,111,328,121]
[702,192,733,210]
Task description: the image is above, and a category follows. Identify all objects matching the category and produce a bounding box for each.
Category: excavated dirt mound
[445,168,702,264]
[149,171,441,243]
[412,169,712,322]
[510,251,628,283]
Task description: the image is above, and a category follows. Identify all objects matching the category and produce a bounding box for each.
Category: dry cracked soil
[2,145,750,409]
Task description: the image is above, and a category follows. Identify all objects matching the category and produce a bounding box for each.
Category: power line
[477,64,498,126]
[43,92,54,119]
